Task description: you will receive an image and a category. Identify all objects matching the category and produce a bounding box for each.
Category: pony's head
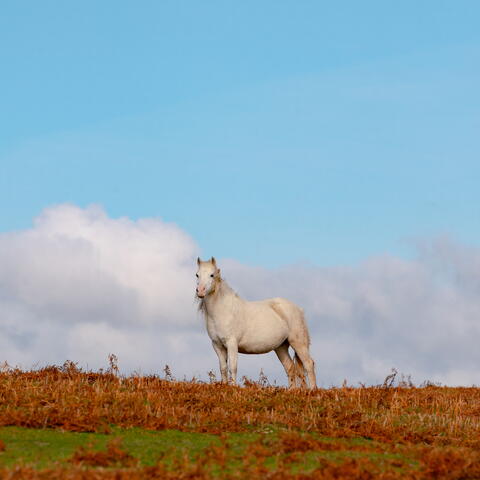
[196,257,221,298]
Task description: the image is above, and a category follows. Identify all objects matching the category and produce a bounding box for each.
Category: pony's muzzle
[196,287,205,298]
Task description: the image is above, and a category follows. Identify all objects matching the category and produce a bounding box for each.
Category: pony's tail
[293,353,307,388]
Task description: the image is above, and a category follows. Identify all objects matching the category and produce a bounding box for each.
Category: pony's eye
[210,274,214,278]
[196,273,199,278]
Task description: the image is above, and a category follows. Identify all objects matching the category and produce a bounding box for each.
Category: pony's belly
[237,330,287,354]
[238,345,276,354]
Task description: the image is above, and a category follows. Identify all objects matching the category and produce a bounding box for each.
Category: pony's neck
[201,277,240,315]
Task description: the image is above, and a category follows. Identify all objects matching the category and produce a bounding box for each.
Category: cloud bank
[1,204,479,386]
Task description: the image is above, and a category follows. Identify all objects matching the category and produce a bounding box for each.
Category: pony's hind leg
[274,340,296,388]
[293,353,307,388]
[289,340,317,389]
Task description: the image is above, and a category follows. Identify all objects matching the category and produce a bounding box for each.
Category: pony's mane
[197,296,207,314]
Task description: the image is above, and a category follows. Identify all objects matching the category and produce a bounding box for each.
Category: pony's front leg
[211,341,228,383]
[226,339,238,385]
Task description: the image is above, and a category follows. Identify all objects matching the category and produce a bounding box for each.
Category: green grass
[0,427,218,469]
[0,426,416,473]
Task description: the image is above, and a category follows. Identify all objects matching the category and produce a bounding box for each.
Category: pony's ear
[211,256,217,267]
[197,257,201,266]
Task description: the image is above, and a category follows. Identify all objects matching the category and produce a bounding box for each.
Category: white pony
[196,257,317,388]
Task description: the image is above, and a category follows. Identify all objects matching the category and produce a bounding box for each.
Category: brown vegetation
[69,438,138,468]
[1,363,480,478]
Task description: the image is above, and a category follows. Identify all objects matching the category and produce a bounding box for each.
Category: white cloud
[0,204,205,374]
[223,244,480,386]
[1,205,479,386]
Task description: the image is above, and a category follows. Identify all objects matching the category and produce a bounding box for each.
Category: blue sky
[1,1,479,268]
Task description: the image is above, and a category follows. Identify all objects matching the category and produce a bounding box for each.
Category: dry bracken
[1,364,480,479]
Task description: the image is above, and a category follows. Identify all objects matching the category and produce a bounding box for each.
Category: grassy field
[1,362,479,479]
